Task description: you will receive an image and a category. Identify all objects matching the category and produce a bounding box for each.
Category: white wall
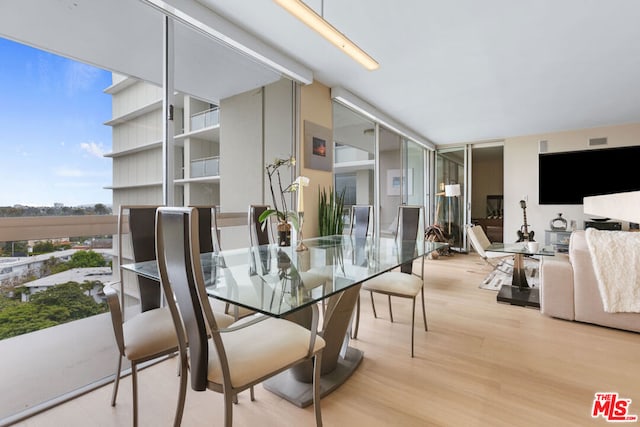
[218,78,294,249]
[503,123,640,242]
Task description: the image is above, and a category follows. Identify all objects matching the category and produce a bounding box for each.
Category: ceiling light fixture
[274,0,379,71]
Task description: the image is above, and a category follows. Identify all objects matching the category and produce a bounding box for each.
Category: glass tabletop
[122,235,447,318]
[486,242,555,256]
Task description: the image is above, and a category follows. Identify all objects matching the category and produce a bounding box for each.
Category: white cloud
[80,141,106,157]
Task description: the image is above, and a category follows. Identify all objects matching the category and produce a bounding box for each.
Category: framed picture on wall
[386,169,413,196]
[304,120,333,171]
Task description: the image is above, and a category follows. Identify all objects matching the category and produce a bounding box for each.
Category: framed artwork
[386,168,414,196]
[304,120,333,171]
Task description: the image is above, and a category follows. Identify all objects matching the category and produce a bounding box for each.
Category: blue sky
[0,37,113,207]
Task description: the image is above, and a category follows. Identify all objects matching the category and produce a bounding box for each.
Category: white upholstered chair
[155,207,326,427]
[360,205,427,357]
[105,205,178,427]
[106,205,234,426]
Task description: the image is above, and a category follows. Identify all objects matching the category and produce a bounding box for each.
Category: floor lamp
[445,184,462,252]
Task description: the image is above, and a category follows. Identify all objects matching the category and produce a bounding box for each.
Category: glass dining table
[122,234,446,407]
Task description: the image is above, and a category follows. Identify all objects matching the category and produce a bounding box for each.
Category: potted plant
[318,186,346,236]
[258,156,307,246]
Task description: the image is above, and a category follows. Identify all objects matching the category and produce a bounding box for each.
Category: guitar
[516,200,535,242]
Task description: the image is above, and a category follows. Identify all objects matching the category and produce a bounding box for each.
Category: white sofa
[539,230,640,332]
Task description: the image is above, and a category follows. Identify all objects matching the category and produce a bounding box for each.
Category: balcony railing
[191,156,220,178]
[0,211,248,424]
[190,107,219,132]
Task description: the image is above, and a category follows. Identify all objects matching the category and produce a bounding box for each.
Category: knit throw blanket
[585,228,640,313]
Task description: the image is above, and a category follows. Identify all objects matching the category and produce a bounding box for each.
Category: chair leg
[111,355,123,406]
[351,295,360,339]
[387,295,394,323]
[420,287,428,331]
[411,297,416,358]
[313,351,323,427]
[224,389,233,427]
[250,386,255,401]
[369,291,377,318]
[173,355,188,427]
[132,362,138,427]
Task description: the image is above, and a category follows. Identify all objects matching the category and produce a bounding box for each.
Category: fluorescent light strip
[274,0,379,71]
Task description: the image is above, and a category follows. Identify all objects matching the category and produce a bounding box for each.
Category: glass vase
[277,220,291,247]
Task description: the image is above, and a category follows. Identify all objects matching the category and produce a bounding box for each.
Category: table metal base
[497,285,540,309]
[263,346,364,408]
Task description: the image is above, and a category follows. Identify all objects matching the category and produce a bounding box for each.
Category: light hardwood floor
[14,253,640,426]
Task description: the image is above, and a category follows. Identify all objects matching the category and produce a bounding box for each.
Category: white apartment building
[103,73,296,248]
[103,73,298,305]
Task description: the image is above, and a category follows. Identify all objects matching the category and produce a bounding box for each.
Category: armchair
[466,224,512,273]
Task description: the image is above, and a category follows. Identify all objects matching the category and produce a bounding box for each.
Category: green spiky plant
[318,186,346,236]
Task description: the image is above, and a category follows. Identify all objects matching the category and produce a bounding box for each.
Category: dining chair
[360,205,427,357]
[155,207,326,427]
[194,205,253,321]
[349,205,373,239]
[191,205,222,254]
[106,205,235,426]
[249,204,274,246]
[105,205,179,427]
[349,205,373,340]
[466,224,513,273]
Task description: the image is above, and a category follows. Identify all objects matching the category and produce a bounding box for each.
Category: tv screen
[538,145,640,205]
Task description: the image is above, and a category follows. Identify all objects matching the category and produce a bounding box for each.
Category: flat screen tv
[538,145,640,205]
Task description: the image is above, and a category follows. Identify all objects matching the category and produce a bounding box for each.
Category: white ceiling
[198,0,640,145]
[0,0,283,104]
[2,0,639,147]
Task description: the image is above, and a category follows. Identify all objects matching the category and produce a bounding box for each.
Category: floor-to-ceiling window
[435,147,467,250]
[333,100,432,237]
[0,36,117,422]
[405,139,427,207]
[378,125,403,234]
[0,1,298,422]
[333,101,375,229]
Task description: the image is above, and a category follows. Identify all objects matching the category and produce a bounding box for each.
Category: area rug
[479,258,540,291]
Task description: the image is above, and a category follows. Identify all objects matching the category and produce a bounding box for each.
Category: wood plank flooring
[14,253,640,426]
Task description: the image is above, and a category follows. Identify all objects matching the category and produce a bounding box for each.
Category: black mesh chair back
[128,206,161,312]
